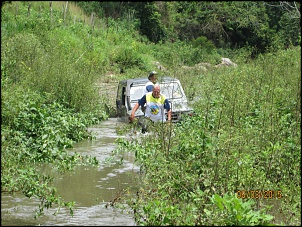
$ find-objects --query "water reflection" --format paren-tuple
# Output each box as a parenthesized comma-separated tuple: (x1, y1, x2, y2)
(1, 118, 138, 226)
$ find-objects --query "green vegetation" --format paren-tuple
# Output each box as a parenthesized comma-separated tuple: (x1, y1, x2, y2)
(115, 47, 301, 225)
(1, 1, 300, 225)
(1, 1, 109, 217)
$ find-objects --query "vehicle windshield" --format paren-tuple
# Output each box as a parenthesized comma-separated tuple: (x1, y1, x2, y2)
(130, 82, 183, 102)
(130, 86, 145, 101)
(160, 82, 183, 99)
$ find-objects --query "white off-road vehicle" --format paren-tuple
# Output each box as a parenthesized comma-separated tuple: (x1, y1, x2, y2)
(116, 76, 193, 125)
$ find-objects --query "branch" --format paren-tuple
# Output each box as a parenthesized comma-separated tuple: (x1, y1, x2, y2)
(264, 1, 300, 19)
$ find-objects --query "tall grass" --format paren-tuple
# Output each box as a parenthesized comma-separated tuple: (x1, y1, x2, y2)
(115, 46, 301, 226)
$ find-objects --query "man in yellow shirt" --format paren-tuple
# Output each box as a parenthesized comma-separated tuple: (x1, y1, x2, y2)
(129, 85, 171, 133)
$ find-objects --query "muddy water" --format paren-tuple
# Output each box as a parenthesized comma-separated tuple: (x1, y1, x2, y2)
(1, 118, 140, 226)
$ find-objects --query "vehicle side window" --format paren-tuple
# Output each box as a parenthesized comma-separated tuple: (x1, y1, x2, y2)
(122, 87, 126, 105)
(117, 84, 126, 106)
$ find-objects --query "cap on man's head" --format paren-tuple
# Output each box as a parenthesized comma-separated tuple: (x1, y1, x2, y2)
(148, 71, 157, 79)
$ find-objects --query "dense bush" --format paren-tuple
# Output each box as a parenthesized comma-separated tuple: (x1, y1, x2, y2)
(1, 1, 108, 216)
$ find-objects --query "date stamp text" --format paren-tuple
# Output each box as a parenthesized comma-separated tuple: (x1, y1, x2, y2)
(237, 190, 282, 199)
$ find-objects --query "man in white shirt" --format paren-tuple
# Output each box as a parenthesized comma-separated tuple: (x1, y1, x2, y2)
(143, 71, 158, 95)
